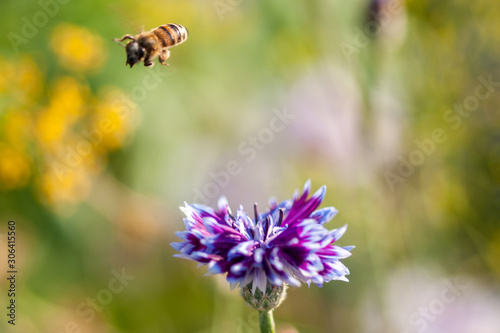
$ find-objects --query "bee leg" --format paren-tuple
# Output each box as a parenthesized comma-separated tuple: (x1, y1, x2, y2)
(159, 49, 171, 66)
(113, 34, 135, 45)
(143, 49, 159, 67)
(144, 55, 155, 67)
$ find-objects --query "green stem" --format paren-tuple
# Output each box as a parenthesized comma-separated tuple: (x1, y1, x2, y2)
(259, 310, 275, 333)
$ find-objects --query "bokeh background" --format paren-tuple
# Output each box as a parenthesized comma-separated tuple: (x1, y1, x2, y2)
(1, 0, 499, 332)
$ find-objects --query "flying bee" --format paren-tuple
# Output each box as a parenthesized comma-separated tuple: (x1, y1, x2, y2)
(114, 23, 188, 68)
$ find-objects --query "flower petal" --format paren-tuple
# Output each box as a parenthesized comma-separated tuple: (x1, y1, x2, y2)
(227, 240, 258, 260)
(310, 207, 338, 225)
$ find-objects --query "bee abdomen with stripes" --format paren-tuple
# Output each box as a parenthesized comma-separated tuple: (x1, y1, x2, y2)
(114, 23, 189, 68)
(153, 24, 188, 48)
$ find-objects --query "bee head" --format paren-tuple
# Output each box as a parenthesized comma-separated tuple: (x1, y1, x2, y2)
(125, 41, 145, 68)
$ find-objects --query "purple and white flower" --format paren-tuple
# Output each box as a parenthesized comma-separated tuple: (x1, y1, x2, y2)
(171, 181, 353, 293)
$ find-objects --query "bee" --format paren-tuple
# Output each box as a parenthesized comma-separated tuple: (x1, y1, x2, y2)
(114, 23, 188, 68)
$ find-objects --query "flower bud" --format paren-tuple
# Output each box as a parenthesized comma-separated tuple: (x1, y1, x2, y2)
(241, 283, 287, 312)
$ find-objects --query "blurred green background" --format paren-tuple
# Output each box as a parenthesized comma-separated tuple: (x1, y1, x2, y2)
(1, 0, 499, 332)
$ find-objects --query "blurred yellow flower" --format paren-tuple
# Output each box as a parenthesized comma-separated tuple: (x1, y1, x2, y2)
(36, 108, 68, 150)
(0, 56, 15, 93)
(31, 83, 136, 213)
(38, 134, 104, 212)
(49, 76, 87, 119)
(93, 88, 137, 151)
(40, 165, 92, 206)
(3, 109, 33, 148)
(16, 56, 43, 104)
(36, 77, 88, 150)
(51, 23, 107, 72)
(0, 143, 31, 190)
(0, 55, 42, 105)
(0, 46, 136, 213)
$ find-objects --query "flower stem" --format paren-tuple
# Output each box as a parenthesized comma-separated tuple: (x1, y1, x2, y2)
(259, 310, 275, 333)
